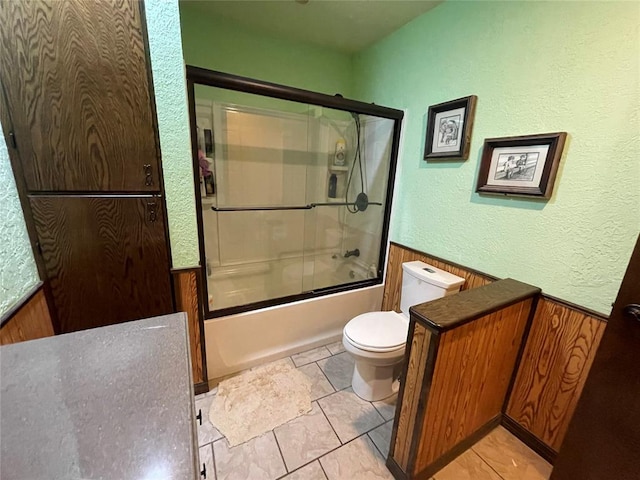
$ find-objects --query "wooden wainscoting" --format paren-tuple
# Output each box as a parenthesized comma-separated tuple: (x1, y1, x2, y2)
(388, 279, 539, 479)
(1, 283, 55, 345)
(382, 242, 495, 312)
(383, 242, 608, 468)
(172, 268, 208, 394)
(505, 297, 607, 456)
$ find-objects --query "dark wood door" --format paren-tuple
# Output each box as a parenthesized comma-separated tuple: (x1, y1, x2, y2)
(30, 196, 173, 333)
(551, 235, 640, 480)
(0, 0, 160, 192)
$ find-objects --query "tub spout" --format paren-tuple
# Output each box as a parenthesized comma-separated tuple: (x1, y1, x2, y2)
(344, 248, 360, 258)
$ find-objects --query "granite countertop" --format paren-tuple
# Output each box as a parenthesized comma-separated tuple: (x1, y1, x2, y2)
(0, 313, 198, 480)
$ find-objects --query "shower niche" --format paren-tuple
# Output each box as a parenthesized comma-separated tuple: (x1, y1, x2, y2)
(187, 67, 403, 317)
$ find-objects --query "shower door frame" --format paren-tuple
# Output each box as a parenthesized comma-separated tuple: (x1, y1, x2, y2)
(186, 66, 404, 319)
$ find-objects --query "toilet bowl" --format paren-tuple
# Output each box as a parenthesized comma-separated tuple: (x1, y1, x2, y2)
(342, 311, 409, 401)
(343, 261, 465, 401)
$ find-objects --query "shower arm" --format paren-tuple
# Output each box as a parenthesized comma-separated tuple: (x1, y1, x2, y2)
(211, 201, 382, 212)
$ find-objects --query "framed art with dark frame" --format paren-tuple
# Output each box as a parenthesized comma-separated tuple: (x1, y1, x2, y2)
(424, 95, 477, 160)
(476, 132, 567, 199)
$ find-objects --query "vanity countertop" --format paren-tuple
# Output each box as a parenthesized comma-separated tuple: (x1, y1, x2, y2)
(0, 313, 198, 480)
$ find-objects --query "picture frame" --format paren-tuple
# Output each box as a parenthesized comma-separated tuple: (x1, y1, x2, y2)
(476, 132, 567, 199)
(424, 95, 477, 160)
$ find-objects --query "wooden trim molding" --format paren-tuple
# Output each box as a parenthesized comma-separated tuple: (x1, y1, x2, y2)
(1, 284, 54, 345)
(172, 267, 209, 391)
(1, 281, 43, 326)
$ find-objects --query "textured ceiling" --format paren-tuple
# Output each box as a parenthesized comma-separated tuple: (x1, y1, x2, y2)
(180, 0, 442, 53)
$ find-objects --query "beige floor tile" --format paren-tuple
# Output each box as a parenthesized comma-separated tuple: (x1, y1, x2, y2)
(320, 436, 394, 480)
(297, 363, 335, 400)
(292, 346, 332, 367)
(434, 450, 501, 480)
(281, 461, 327, 480)
(372, 393, 397, 421)
(368, 420, 393, 458)
(274, 402, 340, 472)
(325, 341, 346, 355)
(213, 432, 286, 480)
(195, 394, 224, 446)
(317, 352, 355, 390)
(199, 443, 216, 480)
(318, 388, 384, 443)
(472, 427, 552, 480)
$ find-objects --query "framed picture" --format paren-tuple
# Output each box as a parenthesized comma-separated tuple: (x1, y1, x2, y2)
(424, 95, 477, 160)
(476, 132, 567, 199)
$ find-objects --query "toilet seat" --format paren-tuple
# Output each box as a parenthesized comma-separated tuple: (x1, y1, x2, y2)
(344, 311, 408, 353)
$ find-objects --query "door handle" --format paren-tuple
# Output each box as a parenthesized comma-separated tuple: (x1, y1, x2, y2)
(623, 304, 640, 321)
(143, 164, 153, 186)
(147, 202, 157, 223)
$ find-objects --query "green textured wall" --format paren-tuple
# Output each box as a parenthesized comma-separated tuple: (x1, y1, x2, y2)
(179, 2, 353, 97)
(354, 1, 639, 314)
(0, 123, 39, 316)
(145, 0, 200, 268)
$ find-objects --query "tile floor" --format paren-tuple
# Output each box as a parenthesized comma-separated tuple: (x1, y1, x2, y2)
(194, 341, 552, 480)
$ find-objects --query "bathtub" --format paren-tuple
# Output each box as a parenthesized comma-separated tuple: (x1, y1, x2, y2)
(204, 253, 383, 380)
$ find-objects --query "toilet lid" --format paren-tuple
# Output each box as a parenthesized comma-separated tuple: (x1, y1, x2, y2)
(344, 311, 408, 351)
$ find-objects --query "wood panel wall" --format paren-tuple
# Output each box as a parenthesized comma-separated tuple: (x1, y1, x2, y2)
(382, 242, 494, 312)
(1, 286, 54, 345)
(414, 298, 533, 476)
(506, 297, 606, 452)
(173, 268, 208, 393)
(384, 242, 608, 468)
(391, 322, 434, 471)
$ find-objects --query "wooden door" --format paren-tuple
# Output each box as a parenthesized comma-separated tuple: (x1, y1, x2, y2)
(30, 196, 173, 333)
(551, 235, 640, 480)
(0, 0, 160, 192)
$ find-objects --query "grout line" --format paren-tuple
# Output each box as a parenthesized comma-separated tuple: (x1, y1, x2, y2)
(471, 449, 506, 480)
(272, 430, 289, 474)
(315, 361, 340, 395)
(318, 458, 330, 480)
(366, 432, 387, 460)
(317, 400, 344, 445)
(208, 442, 216, 480)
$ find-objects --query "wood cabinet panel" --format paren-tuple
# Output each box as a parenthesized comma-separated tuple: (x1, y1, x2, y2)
(382, 242, 494, 312)
(0, 0, 159, 192)
(29, 196, 173, 333)
(173, 269, 207, 387)
(0, 289, 54, 345)
(506, 297, 606, 451)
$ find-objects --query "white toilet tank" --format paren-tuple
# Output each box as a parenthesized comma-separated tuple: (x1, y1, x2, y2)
(400, 261, 465, 315)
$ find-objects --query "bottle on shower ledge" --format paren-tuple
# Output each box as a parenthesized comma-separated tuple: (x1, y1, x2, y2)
(328, 173, 337, 198)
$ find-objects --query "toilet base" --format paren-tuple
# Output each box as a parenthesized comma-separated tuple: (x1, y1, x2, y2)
(351, 360, 401, 402)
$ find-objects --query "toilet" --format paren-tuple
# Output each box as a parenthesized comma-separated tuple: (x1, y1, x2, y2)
(342, 261, 465, 401)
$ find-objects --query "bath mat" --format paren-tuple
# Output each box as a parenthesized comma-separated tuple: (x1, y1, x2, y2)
(209, 360, 312, 446)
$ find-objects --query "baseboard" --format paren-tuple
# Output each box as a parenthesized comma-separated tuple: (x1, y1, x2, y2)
(194, 381, 209, 396)
(386, 456, 409, 480)
(501, 414, 557, 464)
